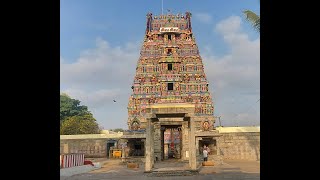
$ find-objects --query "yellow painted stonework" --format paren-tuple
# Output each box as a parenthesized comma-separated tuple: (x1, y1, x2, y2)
(216, 126, 260, 133)
(202, 161, 214, 166)
(60, 131, 123, 140)
(113, 150, 122, 158)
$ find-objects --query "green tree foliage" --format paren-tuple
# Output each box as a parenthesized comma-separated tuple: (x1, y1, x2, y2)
(110, 128, 124, 132)
(60, 93, 100, 135)
(243, 10, 260, 32)
(60, 93, 91, 122)
(60, 114, 100, 135)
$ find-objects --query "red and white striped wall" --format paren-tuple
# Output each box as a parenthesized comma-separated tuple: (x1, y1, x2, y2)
(60, 153, 85, 168)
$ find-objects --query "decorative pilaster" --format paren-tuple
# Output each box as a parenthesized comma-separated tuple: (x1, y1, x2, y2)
(145, 118, 152, 172)
(189, 116, 196, 170)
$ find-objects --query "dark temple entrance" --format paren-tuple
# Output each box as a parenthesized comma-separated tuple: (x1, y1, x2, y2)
(161, 125, 182, 160)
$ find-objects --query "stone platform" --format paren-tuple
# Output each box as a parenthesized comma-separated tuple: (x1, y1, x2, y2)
(146, 159, 200, 176)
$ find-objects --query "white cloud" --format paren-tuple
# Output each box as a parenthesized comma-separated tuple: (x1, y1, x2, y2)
(215, 16, 241, 34)
(203, 16, 260, 126)
(61, 88, 121, 109)
(194, 13, 212, 24)
(60, 38, 141, 89)
(61, 38, 142, 129)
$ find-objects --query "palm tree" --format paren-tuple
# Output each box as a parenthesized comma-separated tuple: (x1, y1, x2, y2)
(243, 10, 260, 32)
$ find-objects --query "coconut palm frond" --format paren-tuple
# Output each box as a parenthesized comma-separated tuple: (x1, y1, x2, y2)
(243, 10, 260, 32)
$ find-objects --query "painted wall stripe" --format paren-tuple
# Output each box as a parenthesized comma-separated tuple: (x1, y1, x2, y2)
(60, 154, 85, 169)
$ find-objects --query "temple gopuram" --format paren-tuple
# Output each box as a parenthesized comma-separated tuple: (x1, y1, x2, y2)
(121, 12, 222, 172)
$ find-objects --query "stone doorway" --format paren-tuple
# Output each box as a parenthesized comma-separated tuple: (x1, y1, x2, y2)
(161, 125, 182, 160)
(199, 138, 217, 155)
(144, 103, 198, 172)
(106, 140, 116, 158)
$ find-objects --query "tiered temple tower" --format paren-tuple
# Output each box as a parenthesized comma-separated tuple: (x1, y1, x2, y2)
(127, 12, 214, 130)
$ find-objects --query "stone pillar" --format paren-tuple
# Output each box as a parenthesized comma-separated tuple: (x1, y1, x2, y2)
(188, 117, 197, 170)
(121, 146, 126, 162)
(122, 139, 129, 158)
(150, 121, 154, 168)
(182, 121, 189, 161)
(195, 137, 200, 156)
(145, 118, 153, 172)
(216, 137, 220, 155)
(153, 122, 161, 161)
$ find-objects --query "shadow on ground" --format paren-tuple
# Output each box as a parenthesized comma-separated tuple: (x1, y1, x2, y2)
(60, 159, 260, 180)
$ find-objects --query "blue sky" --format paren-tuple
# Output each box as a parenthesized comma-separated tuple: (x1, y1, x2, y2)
(60, 0, 260, 129)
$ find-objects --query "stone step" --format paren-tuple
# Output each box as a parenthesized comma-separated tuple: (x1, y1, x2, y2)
(147, 170, 198, 177)
(221, 167, 242, 172)
(202, 161, 214, 166)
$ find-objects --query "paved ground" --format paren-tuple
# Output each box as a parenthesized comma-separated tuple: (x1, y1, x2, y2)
(61, 159, 260, 180)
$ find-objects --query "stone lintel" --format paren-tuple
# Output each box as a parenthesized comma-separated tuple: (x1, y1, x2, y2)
(195, 130, 222, 137)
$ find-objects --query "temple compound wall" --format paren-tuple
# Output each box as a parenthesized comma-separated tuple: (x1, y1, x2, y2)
(217, 127, 260, 161)
(59, 127, 260, 160)
(60, 130, 123, 158)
